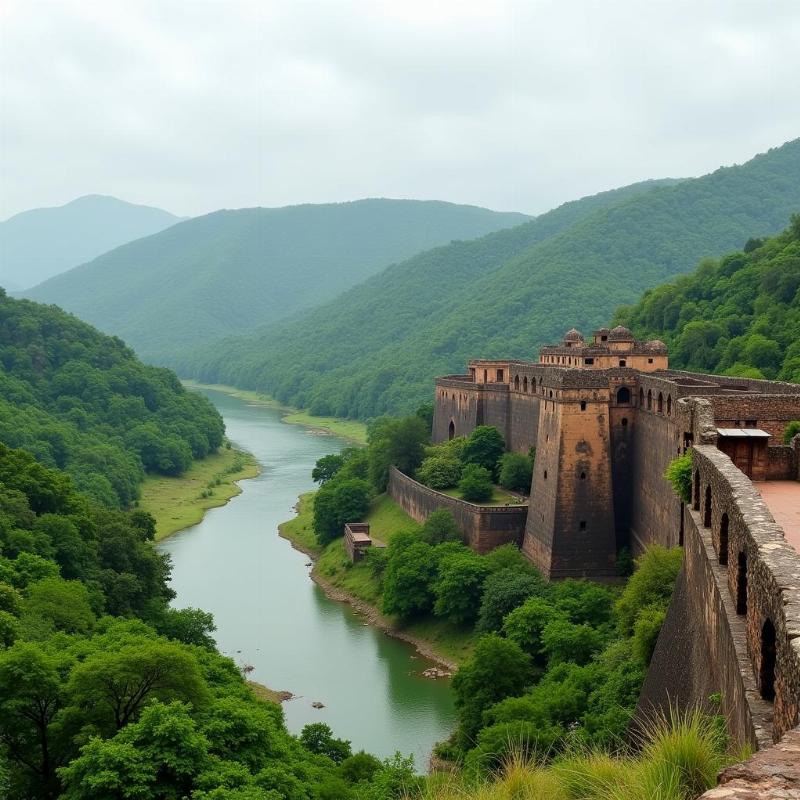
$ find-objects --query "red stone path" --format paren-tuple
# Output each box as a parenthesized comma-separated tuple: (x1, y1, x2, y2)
(754, 481, 800, 553)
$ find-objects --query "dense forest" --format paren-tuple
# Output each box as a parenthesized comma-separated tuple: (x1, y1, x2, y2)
(0, 195, 181, 291)
(615, 215, 800, 382)
(0, 443, 418, 800)
(181, 139, 800, 419)
(25, 200, 528, 364)
(0, 291, 224, 507)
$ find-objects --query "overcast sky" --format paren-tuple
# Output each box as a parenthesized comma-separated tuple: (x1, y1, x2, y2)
(1, 0, 799, 220)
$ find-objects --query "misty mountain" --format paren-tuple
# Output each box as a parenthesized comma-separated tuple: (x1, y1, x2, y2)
(180, 139, 800, 418)
(25, 199, 529, 362)
(1, 194, 183, 289)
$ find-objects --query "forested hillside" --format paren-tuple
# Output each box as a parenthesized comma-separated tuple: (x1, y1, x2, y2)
(0, 195, 182, 290)
(25, 199, 529, 363)
(615, 216, 800, 381)
(180, 139, 800, 419)
(0, 443, 413, 799)
(0, 290, 224, 507)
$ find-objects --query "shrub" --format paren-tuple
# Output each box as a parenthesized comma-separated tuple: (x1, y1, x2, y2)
(784, 420, 800, 444)
(498, 452, 533, 493)
(477, 568, 546, 632)
(459, 464, 493, 503)
(312, 478, 373, 545)
(417, 455, 462, 490)
(421, 509, 463, 544)
(664, 450, 693, 504)
(462, 426, 505, 477)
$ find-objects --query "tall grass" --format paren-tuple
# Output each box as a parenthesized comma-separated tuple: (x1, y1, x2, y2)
(416, 708, 739, 800)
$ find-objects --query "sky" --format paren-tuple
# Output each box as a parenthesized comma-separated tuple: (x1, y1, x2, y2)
(1, 0, 799, 221)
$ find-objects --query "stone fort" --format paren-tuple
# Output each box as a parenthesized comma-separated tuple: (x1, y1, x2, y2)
(387, 325, 800, 792)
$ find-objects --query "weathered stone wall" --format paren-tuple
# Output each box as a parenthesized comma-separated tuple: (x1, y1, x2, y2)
(767, 446, 794, 480)
(641, 444, 800, 749)
(387, 467, 527, 554)
(433, 378, 481, 443)
(508, 390, 540, 455)
(693, 445, 800, 742)
(709, 394, 800, 439)
(696, 727, 800, 798)
(628, 397, 682, 553)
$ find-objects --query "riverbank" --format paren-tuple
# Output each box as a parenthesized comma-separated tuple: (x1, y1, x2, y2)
(182, 380, 368, 445)
(140, 446, 260, 541)
(279, 492, 477, 670)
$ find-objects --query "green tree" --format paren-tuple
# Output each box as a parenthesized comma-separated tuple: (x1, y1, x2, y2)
(21, 577, 95, 636)
(502, 596, 565, 663)
(497, 452, 533, 493)
(433, 550, 490, 625)
(312, 454, 345, 485)
(300, 723, 352, 763)
(462, 426, 505, 477)
(339, 751, 382, 784)
(381, 534, 437, 620)
(416, 455, 461, 490)
(312, 478, 373, 545)
(458, 464, 493, 503)
(784, 421, 800, 444)
(452, 635, 533, 749)
(66, 638, 209, 733)
(540, 619, 605, 666)
(615, 545, 683, 636)
(477, 568, 545, 632)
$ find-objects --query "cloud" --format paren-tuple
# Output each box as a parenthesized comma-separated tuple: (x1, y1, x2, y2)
(1, 0, 799, 219)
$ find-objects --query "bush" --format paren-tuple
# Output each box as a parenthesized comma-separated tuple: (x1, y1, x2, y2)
(664, 450, 693, 504)
(421, 509, 463, 545)
(459, 464, 493, 503)
(463, 426, 506, 477)
(498, 452, 533, 493)
(784, 420, 800, 444)
(477, 568, 546, 632)
(312, 478, 373, 545)
(416, 455, 462, 490)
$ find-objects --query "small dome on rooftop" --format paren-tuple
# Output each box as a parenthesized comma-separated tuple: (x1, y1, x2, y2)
(608, 325, 634, 341)
(563, 328, 584, 342)
(645, 339, 668, 352)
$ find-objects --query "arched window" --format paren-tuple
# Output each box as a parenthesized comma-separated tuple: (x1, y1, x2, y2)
(693, 470, 700, 511)
(657, 392, 664, 413)
(523, 376, 528, 393)
(639, 387, 644, 406)
(448, 420, 455, 440)
(617, 386, 631, 405)
(647, 390, 653, 410)
(719, 513, 729, 566)
(514, 375, 520, 391)
(760, 619, 776, 702)
(667, 395, 672, 416)
(736, 551, 747, 615)
(704, 485, 712, 528)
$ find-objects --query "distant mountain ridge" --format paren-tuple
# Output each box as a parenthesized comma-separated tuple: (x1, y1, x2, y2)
(25, 198, 530, 362)
(178, 139, 800, 419)
(1, 194, 183, 289)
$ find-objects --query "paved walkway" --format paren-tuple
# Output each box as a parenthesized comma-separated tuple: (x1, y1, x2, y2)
(754, 481, 800, 553)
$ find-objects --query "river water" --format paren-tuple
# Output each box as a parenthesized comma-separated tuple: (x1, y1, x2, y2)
(158, 387, 456, 767)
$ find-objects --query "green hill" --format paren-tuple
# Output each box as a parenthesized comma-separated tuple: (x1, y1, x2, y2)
(25, 199, 529, 363)
(0, 194, 182, 290)
(615, 216, 800, 382)
(181, 139, 800, 418)
(0, 289, 224, 507)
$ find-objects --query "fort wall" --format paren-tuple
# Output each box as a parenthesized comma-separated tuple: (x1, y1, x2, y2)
(641, 444, 800, 747)
(387, 467, 527, 554)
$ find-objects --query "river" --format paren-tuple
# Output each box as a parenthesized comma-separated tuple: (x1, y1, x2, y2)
(158, 387, 457, 767)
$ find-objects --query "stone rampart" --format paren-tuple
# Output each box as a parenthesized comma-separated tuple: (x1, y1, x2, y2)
(387, 466, 527, 554)
(640, 444, 800, 749)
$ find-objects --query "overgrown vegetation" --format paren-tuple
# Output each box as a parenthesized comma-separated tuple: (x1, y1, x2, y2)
(417, 708, 737, 800)
(616, 215, 800, 382)
(665, 451, 693, 505)
(0, 291, 224, 507)
(181, 141, 800, 418)
(0, 441, 424, 800)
